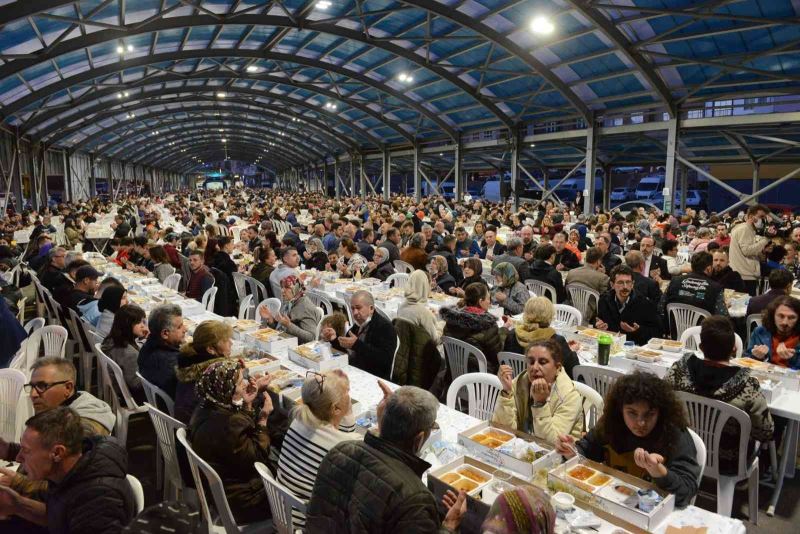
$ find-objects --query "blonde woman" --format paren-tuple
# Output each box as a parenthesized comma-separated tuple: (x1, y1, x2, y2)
(277, 370, 361, 529)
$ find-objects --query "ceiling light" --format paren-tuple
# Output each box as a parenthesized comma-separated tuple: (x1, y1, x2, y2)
(397, 72, 413, 83)
(218, 128, 224, 132)
(325, 102, 337, 110)
(222, 138, 227, 143)
(127, 44, 134, 52)
(123, 91, 129, 97)
(216, 92, 226, 98)
(316, 0, 332, 9)
(530, 16, 555, 35)
(530, 143, 536, 148)
(246, 65, 259, 73)
(439, 152, 443, 156)
(117, 93, 123, 99)
(116, 45, 124, 54)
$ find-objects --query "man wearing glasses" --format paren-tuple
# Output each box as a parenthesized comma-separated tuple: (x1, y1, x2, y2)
(596, 265, 662, 346)
(37, 247, 67, 294)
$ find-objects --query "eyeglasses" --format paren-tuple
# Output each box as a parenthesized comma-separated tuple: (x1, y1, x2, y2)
(24, 380, 70, 394)
(306, 370, 324, 393)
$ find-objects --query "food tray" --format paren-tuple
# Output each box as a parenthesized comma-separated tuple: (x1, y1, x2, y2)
(231, 319, 261, 333)
(437, 464, 494, 495)
(288, 341, 349, 372)
(245, 328, 298, 357)
(457, 421, 558, 478)
(627, 347, 662, 363)
(609, 355, 672, 379)
(646, 338, 684, 353)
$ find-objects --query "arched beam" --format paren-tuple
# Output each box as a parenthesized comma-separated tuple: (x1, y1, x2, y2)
(34, 92, 360, 152)
(145, 138, 299, 170)
(167, 144, 298, 173)
(0, 14, 511, 130)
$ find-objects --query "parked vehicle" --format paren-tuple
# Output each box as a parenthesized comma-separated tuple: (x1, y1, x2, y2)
(610, 187, 635, 202)
(635, 174, 665, 200)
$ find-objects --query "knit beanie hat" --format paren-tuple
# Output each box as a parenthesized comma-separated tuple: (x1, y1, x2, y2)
(481, 485, 556, 534)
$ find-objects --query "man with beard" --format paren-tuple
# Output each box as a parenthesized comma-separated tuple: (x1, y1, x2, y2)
(596, 265, 662, 346)
(520, 225, 536, 263)
(746, 296, 800, 368)
(709, 249, 746, 292)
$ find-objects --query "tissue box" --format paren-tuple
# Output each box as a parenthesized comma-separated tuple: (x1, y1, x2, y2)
(457, 421, 558, 478)
(288, 342, 349, 371)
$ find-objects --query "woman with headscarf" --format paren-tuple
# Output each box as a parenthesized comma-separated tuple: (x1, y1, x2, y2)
(396, 270, 440, 344)
(365, 246, 395, 281)
(304, 238, 329, 271)
(449, 257, 486, 298)
(188, 359, 274, 524)
(259, 275, 317, 343)
(428, 255, 456, 294)
(95, 286, 128, 337)
(491, 262, 529, 315)
(480, 485, 556, 534)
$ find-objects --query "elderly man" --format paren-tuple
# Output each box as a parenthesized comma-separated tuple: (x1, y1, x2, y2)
(185, 249, 214, 302)
(321, 291, 397, 380)
(640, 236, 670, 281)
(492, 236, 531, 281)
(729, 204, 771, 295)
(565, 247, 609, 323)
(37, 246, 68, 293)
(137, 304, 187, 397)
(421, 224, 439, 254)
(479, 227, 505, 260)
(307, 385, 466, 532)
(596, 265, 662, 346)
(0, 408, 135, 533)
(625, 250, 662, 305)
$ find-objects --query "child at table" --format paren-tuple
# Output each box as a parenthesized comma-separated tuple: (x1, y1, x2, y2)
(555, 371, 700, 508)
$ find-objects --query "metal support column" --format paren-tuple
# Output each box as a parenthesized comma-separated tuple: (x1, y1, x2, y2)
(413, 145, 421, 202)
(454, 136, 463, 202)
(11, 128, 22, 210)
(359, 154, 366, 199)
(334, 159, 340, 199)
(679, 165, 687, 213)
(663, 119, 678, 214)
(510, 132, 519, 209)
(63, 151, 72, 202)
(349, 158, 356, 198)
(583, 118, 597, 215)
(602, 164, 611, 212)
(382, 150, 390, 200)
(751, 162, 760, 205)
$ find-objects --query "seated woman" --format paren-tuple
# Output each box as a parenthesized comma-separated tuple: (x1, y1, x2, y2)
(449, 257, 486, 298)
(441, 282, 505, 373)
(428, 255, 456, 294)
(188, 359, 273, 524)
(175, 320, 235, 423)
(365, 246, 395, 281)
(493, 340, 582, 444)
(100, 304, 147, 395)
(491, 262, 528, 315)
(303, 238, 329, 271)
(149, 245, 175, 283)
(316, 311, 348, 341)
(95, 286, 128, 337)
(556, 371, 701, 508)
(277, 370, 360, 529)
(259, 275, 317, 343)
(396, 270, 440, 344)
(504, 297, 579, 379)
(481, 485, 555, 534)
(336, 238, 368, 277)
(249, 246, 276, 296)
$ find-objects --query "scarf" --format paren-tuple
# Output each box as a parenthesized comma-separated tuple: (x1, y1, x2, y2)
(481, 485, 556, 534)
(195, 359, 245, 411)
(514, 325, 556, 347)
(492, 261, 518, 289)
(404, 270, 430, 304)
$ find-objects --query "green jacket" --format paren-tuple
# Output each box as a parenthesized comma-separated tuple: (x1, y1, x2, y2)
(393, 318, 441, 390)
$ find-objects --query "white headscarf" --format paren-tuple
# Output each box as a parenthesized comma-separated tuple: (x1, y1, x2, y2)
(404, 270, 430, 305)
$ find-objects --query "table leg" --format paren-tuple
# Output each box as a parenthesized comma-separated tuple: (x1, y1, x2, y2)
(768, 419, 799, 516)
(786, 424, 798, 479)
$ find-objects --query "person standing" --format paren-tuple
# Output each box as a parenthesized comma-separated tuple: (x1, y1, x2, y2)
(729, 204, 771, 295)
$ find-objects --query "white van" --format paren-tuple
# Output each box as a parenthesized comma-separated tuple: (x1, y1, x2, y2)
(635, 175, 665, 200)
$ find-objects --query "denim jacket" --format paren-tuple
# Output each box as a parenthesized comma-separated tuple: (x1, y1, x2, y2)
(746, 325, 800, 369)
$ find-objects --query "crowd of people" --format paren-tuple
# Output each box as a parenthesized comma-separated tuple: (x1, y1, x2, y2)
(0, 187, 798, 533)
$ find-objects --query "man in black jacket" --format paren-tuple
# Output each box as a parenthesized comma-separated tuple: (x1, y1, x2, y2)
(529, 244, 567, 303)
(552, 231, 580, 271)
(435, 235, 463, 285)
(597, 234, 622, 275)
(64, 266, 100, 314)
(640, 236, 670, 281)
(0, 407, 135, 533)
(658, 251, 728, 326)
(138, 304, 187, 397)
(746, 269, 793, 316)
(596, 265, 662, 346)
(710, 249, 746, 293)
(479, 227, 506, 261)
(322, 291, 398, 380)
(37, 247, 68, 294)
(625, 250, 662, 305)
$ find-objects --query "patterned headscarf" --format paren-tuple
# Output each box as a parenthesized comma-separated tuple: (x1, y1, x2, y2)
(195, 359, 245, 410)
(481, 485, 556, 534)
(492, 261, 519, 289)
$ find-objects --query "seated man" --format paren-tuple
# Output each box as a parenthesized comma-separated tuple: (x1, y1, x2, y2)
(552, 231, 580, 271)
(710, 249, 746, 293)
(479, 227, 505, 261)
(747, 295, 800, 369)
(658, 251, 727, 336)
(307, 385, 465, 532)
(65, 265, 101, 314)
(596, 265, 662, 346)
(454, 226, 480, 258)
(320, 291, 397, 380)
(625, 250, 661, 305)
(528, 244, 567, 303)
(137, 304, 187, 397)
(565, 247, 610, 323)
(0, 408, 135, 532)
(746, 269, 794, 317)
(665, 316, 773, 475)
(185, 249, 214, 302)
(596, 234, 621, 275)
(37, 247, 67, 294)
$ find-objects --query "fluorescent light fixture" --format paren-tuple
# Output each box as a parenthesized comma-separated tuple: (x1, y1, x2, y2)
(222, 139, 227, 143)
(127, 44, 134, 52)
(116, 45, 124, 54)
(216, 92, 226, 98)
(397, 72, 414, 83)
(123, 91, 129, 97)
(530, 16, 554, 35)
(316, 0, 332, 9)
(117, 93, 123, 99)
(530, 143, 536, 148)
(325, 102, 337, 110)
(246, 65, 259, 73)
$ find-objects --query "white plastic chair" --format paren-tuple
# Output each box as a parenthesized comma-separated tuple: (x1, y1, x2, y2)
(572, 365, 625, 399)
(525, 280, 557, 303)
(137, 372, 175, 416)
(386, 272, 409, 289)
(202, 286, 218, 312)
(306, 289, 334, 316)
(176, 428, 272, 533)
(238, 294, 254, 320)
(393, 259, 414, 274)
(554, 304, 582, 328)
(573, 380, 604, 432)
(127, 474, 145, 514)
(232, 272, 249, 302)
(680, 325, 743, 357)
(446, 373, 503, 421)
(442, 336, 488, 380)
(666, 303, 710, 340)
(677, 391, 759, 523)
(0, 369, 26, 443)
(566, 283, 600, 325)
(36, 324, 68, 359)
(145, 402, 187, 501)
(23, 317, 45, 335)
(163, 273, 181, 291)
(687, 428, 707, 506)
(388, 336, 401, 382)
(255, 462, 307, 534)
(498, 351, 526, 377)
(257, 298, 283, 321)
(94, 343, 147, 447)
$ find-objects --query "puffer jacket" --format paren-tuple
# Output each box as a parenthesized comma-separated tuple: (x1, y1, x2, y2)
(440, 305, 505, 373)
(392, 318, 441, 390)
(746, 325, 800, 369)
(665, 353, 774, 475)
(46, 436, 135, 534)
(306, 432, 448, 534)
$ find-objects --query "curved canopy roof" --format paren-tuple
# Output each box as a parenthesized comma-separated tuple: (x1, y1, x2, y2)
(1, 0, 798, 172)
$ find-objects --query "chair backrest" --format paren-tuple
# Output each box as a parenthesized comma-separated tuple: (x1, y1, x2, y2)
(666, 303, 710, 339)
(238, 294, 254, 320)
(498, 351, 527, 377)
(231, 272, 248, 301)
(442, 336, 487, 380)
(94, 343, 140, 412)
(0, 369, 26, 443)
(554, 304, 582, 328)
(137, 372, 176, 416)
(126, 474, 145, 514)
(677, 390, 751, 479)
(257, 298, 283, 319)
(145, 402, 186, 494)
(525, 279, 556, 303)
(388, 336, 401, 382)
(176, 427, 241, 533)
(446, 372, 503, 421)
(573, 380, 604, 432)
(163, 273, 181, 291)
(680, 326, 743, 358)
(23, 317, 45, 335)
(393, 259, 414, 274)
(201, 286, 218, 312)
(745, 314, 762, 345)
(688, 427, 707, 488)
(566, 283, 599, 324)
(254, 462, 307, 534)
(244, 276, 269, 304)
(32, 325, 68, 361)
(572, 365, 625, 399)
(386, 272, 409, 289)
